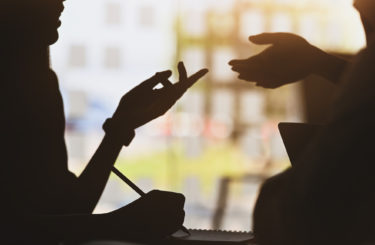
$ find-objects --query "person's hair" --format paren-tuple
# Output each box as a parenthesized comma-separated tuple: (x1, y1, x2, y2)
(0, 1, 51, 69)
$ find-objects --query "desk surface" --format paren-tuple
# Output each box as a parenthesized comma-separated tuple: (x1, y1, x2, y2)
(82, 242, 144, 245)
(81, 240, 256, 245)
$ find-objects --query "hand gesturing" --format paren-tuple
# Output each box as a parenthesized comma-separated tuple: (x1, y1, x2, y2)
(229, 33, 321, 88)
(112, 62, 208, 130)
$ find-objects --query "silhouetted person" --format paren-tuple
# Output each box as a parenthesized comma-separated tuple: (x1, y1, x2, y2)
(0, 0, 208, 244)
(230, 0, 375, 244)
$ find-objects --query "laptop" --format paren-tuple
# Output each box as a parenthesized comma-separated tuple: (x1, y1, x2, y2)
(278, 123, 322, 166)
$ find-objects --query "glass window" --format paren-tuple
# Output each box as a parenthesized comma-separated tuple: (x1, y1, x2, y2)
(212, 48, 236, 83)
(67, 90, 88, 119)
(211, 90, 235, 124)
(299, 14, 319, 43)
(104, 47, 122, 69)
(68, 45, 87, 68)
(325, 18, 343, 50)
(52, 0, 366, 232)
(240, 128, 263, 158)
(240, 10, 265, 39)
(183, 10, 207, 37)
(181, 47, 206, 75)
(105, 2, 122, 25)
(240, 91, 265, 124)
(139, 6, 155, 28)
(270, 12, 293, 32)
(179, 91, 205, 116)
(211, 12, 235, 38)
(210, 94, 234, 139)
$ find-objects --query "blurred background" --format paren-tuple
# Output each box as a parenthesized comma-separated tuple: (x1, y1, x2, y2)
(50, 0, 366, 231)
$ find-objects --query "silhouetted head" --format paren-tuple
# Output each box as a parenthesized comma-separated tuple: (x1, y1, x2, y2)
(354, 0, 375, 43)
(0, 0, 65, 47)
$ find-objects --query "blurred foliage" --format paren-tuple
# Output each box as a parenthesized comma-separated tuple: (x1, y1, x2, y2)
(115, 142, 289, 194)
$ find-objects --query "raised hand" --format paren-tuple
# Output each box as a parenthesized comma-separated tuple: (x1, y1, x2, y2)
(111, 62, 208, 131)
(106, 190, 186, 240)
(229, 33, 324, 88)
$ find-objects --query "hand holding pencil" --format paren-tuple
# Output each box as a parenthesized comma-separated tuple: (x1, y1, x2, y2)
(108, 167, 187, 240)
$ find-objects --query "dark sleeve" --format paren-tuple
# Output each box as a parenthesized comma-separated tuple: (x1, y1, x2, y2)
(254, 43, 375, 245)
(293, 44, 375, 244)
(2, 74, 84, 215)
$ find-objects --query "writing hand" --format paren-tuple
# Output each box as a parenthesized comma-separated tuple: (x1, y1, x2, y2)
(229, 33, 323, 88)
(106, 190, 186, 240)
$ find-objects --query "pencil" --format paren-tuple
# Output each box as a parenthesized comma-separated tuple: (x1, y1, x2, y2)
(111, 166, 191, 235)
(111, 166, 145, 196)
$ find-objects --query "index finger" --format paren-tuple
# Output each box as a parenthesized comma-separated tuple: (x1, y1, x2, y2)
(228, 59, 247, 66)
(179, 68, 209, 90)
(249, 32, 286, 45)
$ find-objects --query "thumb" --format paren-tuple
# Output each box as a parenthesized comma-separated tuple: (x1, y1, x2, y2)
(249, 32, 283, 45)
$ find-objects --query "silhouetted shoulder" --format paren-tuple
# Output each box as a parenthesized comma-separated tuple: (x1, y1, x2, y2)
(331, 39, 375, 121)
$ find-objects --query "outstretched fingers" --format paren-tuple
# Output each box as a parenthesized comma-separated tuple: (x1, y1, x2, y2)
(178, 61, 188, 81)
(249, 32, 286, 45)
(228, 59, 247, 66)
(141, 70, 172, 90)
(151, 68, 208, 116)
(158, 62, 188, 89)
(231, 65, 247, 73)
(180, 68, 209, 90)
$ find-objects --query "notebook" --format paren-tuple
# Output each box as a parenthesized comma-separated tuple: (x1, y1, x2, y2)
(166, 229, 255, 244)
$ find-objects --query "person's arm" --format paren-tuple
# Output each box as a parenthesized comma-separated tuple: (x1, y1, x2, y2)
(9, 190, 185, 243)
(253, 43, 375, 245)
(229, 32, 349, 88)
(71, 132, 132, 213)
(312, 48, 349, 84)
(12, 213, 107, 244)
(68, 63, 208, 213)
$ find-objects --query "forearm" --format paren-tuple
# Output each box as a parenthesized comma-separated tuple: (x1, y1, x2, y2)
(71, 120, 135, 213)
(74, 134, 123, 213)
(6, 213, 109, 243)
(312, 48, 349, 84)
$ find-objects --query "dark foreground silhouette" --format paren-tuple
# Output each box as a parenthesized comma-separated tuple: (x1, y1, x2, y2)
(230, 0, 375, 244)
(1, 0, 207, 244)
